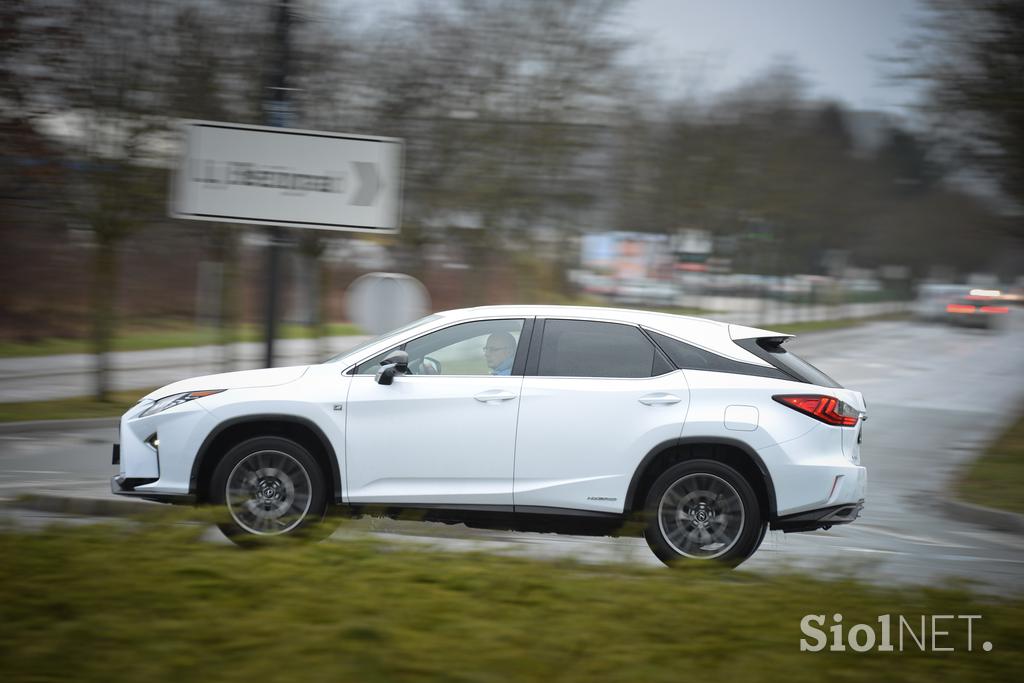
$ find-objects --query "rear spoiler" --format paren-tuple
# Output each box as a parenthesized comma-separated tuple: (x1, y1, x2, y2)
(728, 324, 793, 343)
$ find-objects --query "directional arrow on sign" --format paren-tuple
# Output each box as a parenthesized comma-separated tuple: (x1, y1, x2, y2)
(350, 161, 380, 206)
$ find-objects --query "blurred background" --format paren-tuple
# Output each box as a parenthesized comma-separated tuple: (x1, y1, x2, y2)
(2, 5, 1024, 661)
(1, 0, 1022, 400)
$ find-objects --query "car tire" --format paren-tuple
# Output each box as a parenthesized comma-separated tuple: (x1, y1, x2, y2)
(643, 459, 763, 568)
(209, 436, 331, 546)
(752, 520, 769, 552)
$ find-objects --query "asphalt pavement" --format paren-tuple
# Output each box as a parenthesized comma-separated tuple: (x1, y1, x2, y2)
(1, 314, 1022, 593)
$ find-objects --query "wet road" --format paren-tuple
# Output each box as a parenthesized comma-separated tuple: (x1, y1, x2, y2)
(1, 316, 1022, 592)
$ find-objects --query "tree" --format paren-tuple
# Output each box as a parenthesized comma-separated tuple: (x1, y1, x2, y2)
(340, 0, 634, 302)
(899, 0, 1024, 236)
(2, 0, 276, 397)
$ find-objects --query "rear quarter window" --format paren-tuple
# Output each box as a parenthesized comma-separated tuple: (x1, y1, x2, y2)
(646, 330, 790, 380)
(733, 337, 843, 388)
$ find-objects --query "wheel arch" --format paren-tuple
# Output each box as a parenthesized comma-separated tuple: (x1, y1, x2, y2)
(190, 414, 342, 504)
(624, 437, 777, 522)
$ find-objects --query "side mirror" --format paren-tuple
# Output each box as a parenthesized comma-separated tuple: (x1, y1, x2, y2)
(374, 350, 409, 385)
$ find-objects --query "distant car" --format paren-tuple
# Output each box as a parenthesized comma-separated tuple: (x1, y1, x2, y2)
(913, 283, 969, 321)
(111, 305, 867, 567)
(945, 294, 1011, 329)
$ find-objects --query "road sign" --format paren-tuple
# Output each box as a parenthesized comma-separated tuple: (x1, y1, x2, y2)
(170, 120, 403, 233)
(346, 273, 431, 335)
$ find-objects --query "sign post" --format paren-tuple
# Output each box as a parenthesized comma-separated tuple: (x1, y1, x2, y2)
(264, 0, 292, 369)
(169, 0, 402, 367)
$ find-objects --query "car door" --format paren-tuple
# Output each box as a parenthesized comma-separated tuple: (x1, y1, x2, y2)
(344, 318, 531, 506)
(514, 318, 689, 513)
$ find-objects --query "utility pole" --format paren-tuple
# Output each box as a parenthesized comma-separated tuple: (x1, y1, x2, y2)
(263, 0, 293, 368)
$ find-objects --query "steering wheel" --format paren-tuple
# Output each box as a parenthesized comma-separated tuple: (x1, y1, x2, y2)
(409, 356, 442, 375)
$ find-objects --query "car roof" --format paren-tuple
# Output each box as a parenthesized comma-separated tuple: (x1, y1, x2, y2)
(433, 305, 787, 364)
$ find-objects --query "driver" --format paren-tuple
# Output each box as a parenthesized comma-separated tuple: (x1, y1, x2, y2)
(483, 332, 516, 376)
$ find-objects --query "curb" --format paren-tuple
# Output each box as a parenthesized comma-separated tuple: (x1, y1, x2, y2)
(0, 417, 119, 434)
(2, 492, 158, 518)
(938, 498, 1024, 535)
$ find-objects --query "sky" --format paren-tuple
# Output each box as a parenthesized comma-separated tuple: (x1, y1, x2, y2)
(364, 0, 929, 115)
(617, 0, 927, 113)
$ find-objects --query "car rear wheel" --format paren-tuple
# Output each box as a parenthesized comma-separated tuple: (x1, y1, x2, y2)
(643, 459, 762, 567)
(210, 436, 331, 545)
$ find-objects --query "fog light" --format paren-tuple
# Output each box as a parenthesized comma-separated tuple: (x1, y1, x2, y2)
(145, 433, 159, 451)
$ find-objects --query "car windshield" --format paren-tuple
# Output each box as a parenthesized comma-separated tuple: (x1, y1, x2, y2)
(322, 314, 443, 364)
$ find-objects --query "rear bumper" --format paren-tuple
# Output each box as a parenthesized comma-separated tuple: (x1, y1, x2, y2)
(771, 499, 864, 533)
(110, 474, 195, 505)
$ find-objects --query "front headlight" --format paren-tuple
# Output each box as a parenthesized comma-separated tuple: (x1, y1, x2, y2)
(138, 390, 225, 417)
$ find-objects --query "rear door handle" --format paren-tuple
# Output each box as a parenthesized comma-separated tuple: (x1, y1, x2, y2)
(638, 393, 681, 406)
(474, 390, 517, 403)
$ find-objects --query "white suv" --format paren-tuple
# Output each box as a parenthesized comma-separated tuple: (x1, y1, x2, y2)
(111, 305, 867, 566)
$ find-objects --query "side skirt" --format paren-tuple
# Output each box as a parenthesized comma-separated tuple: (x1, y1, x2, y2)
(334, 503, 635, 537)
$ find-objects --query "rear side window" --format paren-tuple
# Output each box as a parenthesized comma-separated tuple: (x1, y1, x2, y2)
(538, 320, 664, 378)
(646, 330, 790, 380)
(733, 337, 843, 388)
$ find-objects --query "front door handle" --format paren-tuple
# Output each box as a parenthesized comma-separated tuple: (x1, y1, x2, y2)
(474, 390, 517, 403)
(638, 393, 682, 406)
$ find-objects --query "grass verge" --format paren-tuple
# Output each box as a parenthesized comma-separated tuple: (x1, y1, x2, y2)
(0, 388, 157, 423)
(959, 411, 1024, 515)
(0, 312, 910, 424)
(0, 321, 363, 359)
(0, 511, 1019, 682)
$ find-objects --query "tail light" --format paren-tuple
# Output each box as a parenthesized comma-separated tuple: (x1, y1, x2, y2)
(980, 306, 1009, 314)
(773, 394, 859, 427)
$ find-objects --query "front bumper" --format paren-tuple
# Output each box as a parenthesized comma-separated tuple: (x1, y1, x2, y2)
(771, 499, 864, 533)
(110, 474, 195, 505)
(114, 398, 213, 498)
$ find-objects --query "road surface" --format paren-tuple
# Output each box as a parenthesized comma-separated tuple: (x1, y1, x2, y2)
(1, 316, 1022, 592)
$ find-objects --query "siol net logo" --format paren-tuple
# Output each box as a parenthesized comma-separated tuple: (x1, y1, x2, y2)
(799, 613, 993, 653)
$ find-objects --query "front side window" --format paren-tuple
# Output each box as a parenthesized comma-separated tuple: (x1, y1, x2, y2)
(354, 319, 526, 376)
(537, 320, 663, 378)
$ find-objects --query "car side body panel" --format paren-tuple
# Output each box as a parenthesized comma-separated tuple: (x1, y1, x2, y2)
(344, 373, 521, 505)
(514, 371, 690, 513)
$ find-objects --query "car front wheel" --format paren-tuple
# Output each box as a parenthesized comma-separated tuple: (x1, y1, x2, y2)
(210, 436, 330, 545)
(643, 459, 762, 567)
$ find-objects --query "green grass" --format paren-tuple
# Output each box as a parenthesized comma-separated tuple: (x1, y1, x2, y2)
(0, 307, 909, 360)
(558, 296, 909, 334)
(543, 294, 712, 317)
(959, 412, 1024, 515)
(0, 389, 157, 423)
(0, 322, 363, 359)
(0, 512, 1019, 682)
(0, 311, 910, 424)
